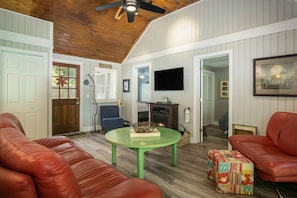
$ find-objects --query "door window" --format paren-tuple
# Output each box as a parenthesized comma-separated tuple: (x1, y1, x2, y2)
(52, 66, 77, 99)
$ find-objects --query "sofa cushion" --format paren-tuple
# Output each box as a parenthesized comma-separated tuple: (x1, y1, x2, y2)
(72, 159, 128, 196)
(231, 141, 282, 161)
(229, 135, 274, 145)
(50, 142, 94, 165)
(266, 112, 297, 157)
(96, 178, 163, 198)
(266, 112, 297, 152)
(102, 117, 124, 129)
(254, 154, 297, 178)
(0, 128, 83, 198)
(33, 135, 73, 147)
(71, 159, 162, 198)
(276, 115, 297, 157)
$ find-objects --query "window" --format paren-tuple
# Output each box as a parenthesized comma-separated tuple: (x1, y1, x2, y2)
(95, 68, 117, 102)
(52, 64, 79, 99)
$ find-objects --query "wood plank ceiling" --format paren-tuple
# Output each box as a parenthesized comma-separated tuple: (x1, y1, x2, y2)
(1, 0, 198, 63)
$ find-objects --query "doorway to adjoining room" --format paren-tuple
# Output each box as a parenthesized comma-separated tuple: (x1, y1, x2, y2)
(200, 55, 230, 143)
(136, 66, 151, 122)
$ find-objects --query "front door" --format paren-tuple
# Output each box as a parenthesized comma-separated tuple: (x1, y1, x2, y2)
(52, 62, 80, 135)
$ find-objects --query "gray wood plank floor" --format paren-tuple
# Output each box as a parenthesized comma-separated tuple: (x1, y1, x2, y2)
(70, 131, 297, 198)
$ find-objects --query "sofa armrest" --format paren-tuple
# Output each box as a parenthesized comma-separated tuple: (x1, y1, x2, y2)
(0, 165, 38, 198)
(1, 128, 83, 198)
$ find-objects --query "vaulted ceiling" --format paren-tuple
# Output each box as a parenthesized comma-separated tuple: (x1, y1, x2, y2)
(1, 0, 199, 63)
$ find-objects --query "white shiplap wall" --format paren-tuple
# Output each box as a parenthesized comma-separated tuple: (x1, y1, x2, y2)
(0, 8, 52, 52)
(128, 0, 297, 58)
(122, 0, 297, 137)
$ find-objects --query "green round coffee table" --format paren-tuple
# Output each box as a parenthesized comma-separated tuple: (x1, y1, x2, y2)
(105, 127, 181, 179)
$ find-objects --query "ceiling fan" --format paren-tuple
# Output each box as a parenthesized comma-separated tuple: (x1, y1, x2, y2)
(95, 0, 166, 23)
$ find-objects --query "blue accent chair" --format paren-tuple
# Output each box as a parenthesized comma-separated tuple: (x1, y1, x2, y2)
(100, 105, 124, 132)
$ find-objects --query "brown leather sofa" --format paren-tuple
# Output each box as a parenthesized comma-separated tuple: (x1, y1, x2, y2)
(229, 112, 297, 182)
(0, 113, 162, 198)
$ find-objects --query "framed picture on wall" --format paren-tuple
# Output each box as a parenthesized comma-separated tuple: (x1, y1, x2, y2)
(123, 79, 130, 92)
(220, 80, 228, 98)
(253, 54, 297, 96)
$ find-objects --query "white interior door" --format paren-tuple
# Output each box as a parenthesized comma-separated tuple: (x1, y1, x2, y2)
(203, 70, 215, 126)
(1, 50, 47, 139)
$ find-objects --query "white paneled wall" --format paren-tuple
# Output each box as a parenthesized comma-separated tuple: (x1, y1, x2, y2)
(129, 0, 297, 58)
(0, 8, 52, 52)
(123, 0, 297, 137)
(0, 8, 51, 39)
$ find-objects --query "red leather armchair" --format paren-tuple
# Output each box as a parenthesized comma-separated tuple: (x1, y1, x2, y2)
(229, 112, 297, 182)
(0, 113, 162, 198)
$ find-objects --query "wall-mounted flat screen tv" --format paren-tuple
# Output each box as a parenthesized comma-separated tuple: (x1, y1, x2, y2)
(154, 67, 184, 90)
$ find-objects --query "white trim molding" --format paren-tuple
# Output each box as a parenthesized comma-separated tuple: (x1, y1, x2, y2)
(0, 29, 53, 48)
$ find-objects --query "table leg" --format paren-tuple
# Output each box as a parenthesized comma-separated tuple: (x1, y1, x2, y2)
(172, 143, 177, 166)
(137, 148, 145, 179)
(112, 144, 117, 164)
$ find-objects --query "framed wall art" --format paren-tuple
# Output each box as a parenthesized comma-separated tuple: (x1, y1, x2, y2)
(253, 54, 297, 96)
(123, 79, 130, 92)
(220, 80, 229, 98)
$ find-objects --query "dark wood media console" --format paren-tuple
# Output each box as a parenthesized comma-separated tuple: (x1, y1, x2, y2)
(150, 103, 178, 130)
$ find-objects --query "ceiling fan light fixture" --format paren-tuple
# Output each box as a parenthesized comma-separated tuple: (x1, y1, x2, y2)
(125, 0, 138, 12)
(95, 0, 166, 23)
(126, 5, 136, 12)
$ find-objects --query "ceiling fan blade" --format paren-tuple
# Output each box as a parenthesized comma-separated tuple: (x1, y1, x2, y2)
(127, 11, 135, 23)
(95, 1, 122, 11)
(140, 1, 165, 14)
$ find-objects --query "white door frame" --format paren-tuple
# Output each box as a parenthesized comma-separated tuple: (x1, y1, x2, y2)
(193, 50, 233, 144)
(132, 63, 152, 123)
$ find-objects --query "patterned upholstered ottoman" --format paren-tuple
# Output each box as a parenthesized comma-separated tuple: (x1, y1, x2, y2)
(207, 149, 254, 195)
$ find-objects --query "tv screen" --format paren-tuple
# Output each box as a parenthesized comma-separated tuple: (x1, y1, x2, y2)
(154, 67, 184, 90)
